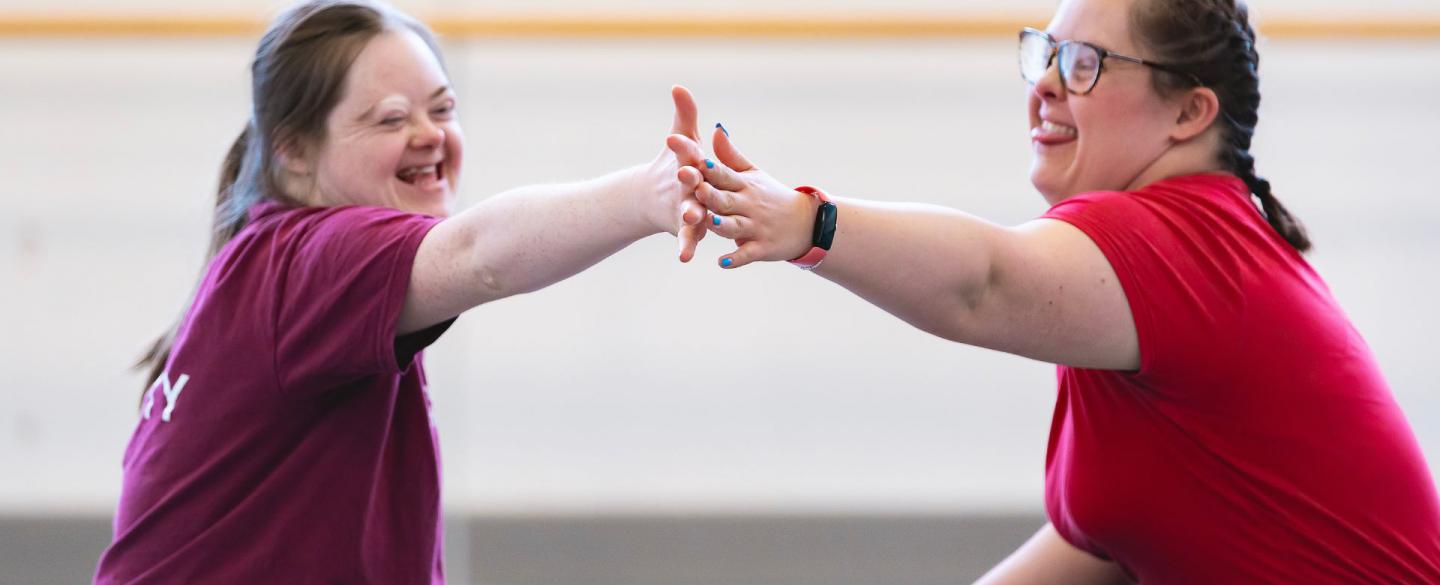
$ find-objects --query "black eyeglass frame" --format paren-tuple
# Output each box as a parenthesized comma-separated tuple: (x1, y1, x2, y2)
(1019, 27, 1203, 95)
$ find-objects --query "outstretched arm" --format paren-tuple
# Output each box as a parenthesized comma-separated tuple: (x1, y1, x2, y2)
(669, 127, 1137, 370)
(397, 86, 709, 334)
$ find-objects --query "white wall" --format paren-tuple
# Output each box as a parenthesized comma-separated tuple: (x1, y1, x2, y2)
(1, 34, 1437, 516)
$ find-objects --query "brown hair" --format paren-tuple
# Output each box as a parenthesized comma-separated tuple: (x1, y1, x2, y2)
(138, 0, 444, 395)
(1131, 0, 1312, 253)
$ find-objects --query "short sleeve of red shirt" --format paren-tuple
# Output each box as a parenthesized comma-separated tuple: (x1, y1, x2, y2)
(265, 203, 448, 388)
(1041, 174, 1272, 384)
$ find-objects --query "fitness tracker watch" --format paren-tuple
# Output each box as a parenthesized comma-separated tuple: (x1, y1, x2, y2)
(788, 185, 837, 270)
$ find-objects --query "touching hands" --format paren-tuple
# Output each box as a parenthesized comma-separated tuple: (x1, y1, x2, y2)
(642, 85, 818, 268)
(666, 108, 819, 269)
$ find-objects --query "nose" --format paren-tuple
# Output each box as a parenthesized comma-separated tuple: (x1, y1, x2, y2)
(410, 118, 445, 150)
(1031, 55, 1065, 102)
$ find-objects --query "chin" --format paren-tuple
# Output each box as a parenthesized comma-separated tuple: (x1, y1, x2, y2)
(387, 186, 452, 217)
(1029, 167, 1067, 205)
(406, 199, 452, 218)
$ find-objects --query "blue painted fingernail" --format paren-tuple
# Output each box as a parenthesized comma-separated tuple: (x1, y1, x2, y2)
(712, 215, 721, 226)
(705, 159, 715, 169)
(716, 122, 729, 137)
(721, 258, 733, 268)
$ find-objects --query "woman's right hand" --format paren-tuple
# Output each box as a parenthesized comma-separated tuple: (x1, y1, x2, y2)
(637, 85, 710, 262)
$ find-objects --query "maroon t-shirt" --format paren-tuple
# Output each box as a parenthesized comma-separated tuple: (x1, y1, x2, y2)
(95, 201, 452, 584)
(1042, 174, 1440, 583)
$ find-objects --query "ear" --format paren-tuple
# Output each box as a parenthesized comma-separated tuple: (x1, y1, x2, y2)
(275, 139, 312, 177)
(1171, 86, 1221, 143)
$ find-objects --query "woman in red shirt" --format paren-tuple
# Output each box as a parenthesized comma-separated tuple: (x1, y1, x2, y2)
(667, 0, 1440, 582)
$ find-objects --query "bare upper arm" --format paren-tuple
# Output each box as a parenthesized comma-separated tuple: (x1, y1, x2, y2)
(963, 218, 1139, 370)
(974, 523, 1130, 585)
(396, 215, 494, 336)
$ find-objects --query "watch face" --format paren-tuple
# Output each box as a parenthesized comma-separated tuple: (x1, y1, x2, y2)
(816, 202, 838, 250)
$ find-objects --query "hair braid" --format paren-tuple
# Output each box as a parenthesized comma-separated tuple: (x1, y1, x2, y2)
(1133, 0, 1311, 252)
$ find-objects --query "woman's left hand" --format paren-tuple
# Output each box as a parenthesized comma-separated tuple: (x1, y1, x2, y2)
(667, 126, 818, 269)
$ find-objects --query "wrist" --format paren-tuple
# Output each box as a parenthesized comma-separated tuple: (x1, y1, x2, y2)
(616, 163, 665, 237)
(784, 191, 820, 258)
(788, 185, 837, 270)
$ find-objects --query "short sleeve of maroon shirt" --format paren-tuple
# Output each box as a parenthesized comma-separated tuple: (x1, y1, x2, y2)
(96, 202, 452, 585)
(1040, 174, 1440, 583)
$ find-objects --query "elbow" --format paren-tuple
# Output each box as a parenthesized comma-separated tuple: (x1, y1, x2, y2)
(468, 253, 547, 302)
(470, 262, 508, 301)
(936, 255, 999, 344)
(453, 226, 511, 304)
(963, 245, 999, 304)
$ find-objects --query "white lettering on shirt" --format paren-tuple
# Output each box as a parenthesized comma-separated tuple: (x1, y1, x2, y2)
(141, 383, 158, 420)
(142, 372, 191, 423)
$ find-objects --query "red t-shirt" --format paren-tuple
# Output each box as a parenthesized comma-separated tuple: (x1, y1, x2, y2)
(1042, 174, 1440, 583)
(95, 202, 452, 584)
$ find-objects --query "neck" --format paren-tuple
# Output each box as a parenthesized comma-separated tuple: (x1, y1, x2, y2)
(279, 170, 327, 207)
(1125, 131, 1227, 192)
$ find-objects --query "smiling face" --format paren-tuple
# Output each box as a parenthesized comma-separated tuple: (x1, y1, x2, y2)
(301, 28, 464, 217)
(1027, 0, 1187, 204)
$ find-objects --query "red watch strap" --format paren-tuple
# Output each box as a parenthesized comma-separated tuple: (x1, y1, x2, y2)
(789, 247, 828, 269)
(794, 185, 832, 203)
(789, 185, 832, 270)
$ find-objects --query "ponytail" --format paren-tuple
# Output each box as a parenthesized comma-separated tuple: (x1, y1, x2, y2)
(137, 125, 259, 397)
(211, 123, 262, 255)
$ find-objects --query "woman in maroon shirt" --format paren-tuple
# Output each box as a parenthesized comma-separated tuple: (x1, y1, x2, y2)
(667, 0, 1440, 582)
(97, 1, 711, 583)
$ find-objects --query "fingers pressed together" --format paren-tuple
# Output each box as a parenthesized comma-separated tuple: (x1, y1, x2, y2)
(666, 89, 787, 270)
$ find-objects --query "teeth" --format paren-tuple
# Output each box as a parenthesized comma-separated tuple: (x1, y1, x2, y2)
(397, 165, 438, 179)
(1040, 121, 1077, 137)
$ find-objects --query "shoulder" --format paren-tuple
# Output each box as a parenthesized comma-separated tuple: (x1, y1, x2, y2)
(240, 203, 442, 254)
(206, 202, 443, 295)
(256, 202, 432, 235)
(1046, 173, 1251, 223)
(1042, 173, 1265, 264)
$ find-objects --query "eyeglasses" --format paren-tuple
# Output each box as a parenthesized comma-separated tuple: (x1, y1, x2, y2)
(1018, 27, 1202, 95)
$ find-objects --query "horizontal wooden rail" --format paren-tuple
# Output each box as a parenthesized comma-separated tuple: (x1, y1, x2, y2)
(0, 13, 1437, 39)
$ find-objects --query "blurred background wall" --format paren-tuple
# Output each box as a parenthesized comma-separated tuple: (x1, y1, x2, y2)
(1, 0, 1437, 583)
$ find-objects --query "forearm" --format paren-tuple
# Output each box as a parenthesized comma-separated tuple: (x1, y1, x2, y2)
(453, 164, 657, 302)
(667, 131, 1005, 342)
(812, 197, 1006, 342)
(672, 128, 1135, 368)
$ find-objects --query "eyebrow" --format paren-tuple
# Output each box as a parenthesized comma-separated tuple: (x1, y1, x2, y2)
(355, 85, 453, 122)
